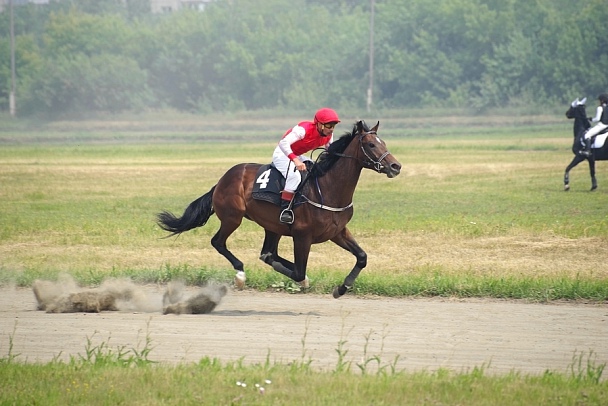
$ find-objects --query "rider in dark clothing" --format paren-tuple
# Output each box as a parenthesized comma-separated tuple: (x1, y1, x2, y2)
(580, 93, 608, 157)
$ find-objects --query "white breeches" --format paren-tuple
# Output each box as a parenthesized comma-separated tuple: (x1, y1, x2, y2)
(584, 123, 608, 139)
(272, 146, 311, 193)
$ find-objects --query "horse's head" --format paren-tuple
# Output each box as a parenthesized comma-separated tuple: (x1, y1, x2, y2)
(354, 121, 401, 178)
(311, 121, 402, 178)
(566, 98, 588, 119)
(566, 98, 590, 137)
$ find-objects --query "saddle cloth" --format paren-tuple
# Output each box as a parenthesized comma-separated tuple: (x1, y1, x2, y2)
(251, 164, 305, 208)
(592, 133, 608, 149)
(251, 164, 285, 206)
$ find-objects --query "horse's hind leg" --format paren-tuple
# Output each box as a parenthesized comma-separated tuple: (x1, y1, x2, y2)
(259, 230, 281, 265)
(330, 227, 367, 299)
(258, 229, 313, 287)
(210, 220, 246, 289)
(259, 230, 300, 282)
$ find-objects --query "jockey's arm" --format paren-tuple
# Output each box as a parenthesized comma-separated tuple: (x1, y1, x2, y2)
(278, 126, 306, 170)
(591, 106, 603, 123)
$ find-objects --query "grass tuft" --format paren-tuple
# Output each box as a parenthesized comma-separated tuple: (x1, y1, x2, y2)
(1, 331, 606, 405)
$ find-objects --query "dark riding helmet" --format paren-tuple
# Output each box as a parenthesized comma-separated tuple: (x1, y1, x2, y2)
(598, 93, 608, 104)
(314, 108, 340, 125)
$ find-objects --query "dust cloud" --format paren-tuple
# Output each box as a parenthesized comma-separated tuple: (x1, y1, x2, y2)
(32, 274, 227, 315)
(162, 280, 227, 315)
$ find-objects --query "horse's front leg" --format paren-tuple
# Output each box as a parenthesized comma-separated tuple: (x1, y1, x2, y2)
(330, 227, 367, 299)
(564, 155, 584, 191)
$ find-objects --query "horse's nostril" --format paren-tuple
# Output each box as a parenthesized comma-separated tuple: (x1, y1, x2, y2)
(391, 163, 402, 172)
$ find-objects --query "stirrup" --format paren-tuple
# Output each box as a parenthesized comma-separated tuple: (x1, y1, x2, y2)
(280, 209, 294, 224)
(579, 149, 591, 157)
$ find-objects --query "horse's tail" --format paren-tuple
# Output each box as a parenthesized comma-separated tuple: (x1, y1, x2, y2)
(157, 186, 216, 237)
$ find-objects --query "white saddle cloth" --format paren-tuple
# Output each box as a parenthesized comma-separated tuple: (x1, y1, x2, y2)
(592, 133, 608, 149)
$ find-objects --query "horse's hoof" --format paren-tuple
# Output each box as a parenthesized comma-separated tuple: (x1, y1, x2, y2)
(234, 271, 246, 290)
(591, 186, 597, 191)
(259, 253, 272, 265)
(298, 276, 310, 289)
(564, 184, 570, 191)
(332, 285, 347, 299)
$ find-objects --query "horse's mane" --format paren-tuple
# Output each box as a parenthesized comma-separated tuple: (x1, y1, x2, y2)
(309, 120, 369, 178)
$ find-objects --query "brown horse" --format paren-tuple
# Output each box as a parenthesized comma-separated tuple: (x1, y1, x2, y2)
(157, 120, 402, 298)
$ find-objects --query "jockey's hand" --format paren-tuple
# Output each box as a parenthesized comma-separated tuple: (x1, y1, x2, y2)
(293, 158, 307, 172)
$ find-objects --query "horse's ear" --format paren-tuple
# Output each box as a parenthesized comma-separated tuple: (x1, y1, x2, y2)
(371, 121, 380, 132)
(356, 120, 364, 133)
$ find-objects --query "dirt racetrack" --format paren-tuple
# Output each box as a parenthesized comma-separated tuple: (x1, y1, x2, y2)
(1, 285, 606, 375)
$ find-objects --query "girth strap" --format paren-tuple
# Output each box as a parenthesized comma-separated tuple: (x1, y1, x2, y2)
(301, 195, 353, 212)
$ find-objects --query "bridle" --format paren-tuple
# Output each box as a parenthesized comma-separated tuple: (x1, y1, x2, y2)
(300, 128, 392, 212)
(333, 130, 392, 173)
(360, 131, 392, 173)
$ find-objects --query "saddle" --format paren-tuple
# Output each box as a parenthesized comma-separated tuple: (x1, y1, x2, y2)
(578, 131, 608, 150)
(251, 164, 307, 207)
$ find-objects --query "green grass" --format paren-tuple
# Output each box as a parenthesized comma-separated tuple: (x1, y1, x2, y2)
(1, 115, 607, 301)
(1, 329, 606, 405)
(2, 361, 607, 405)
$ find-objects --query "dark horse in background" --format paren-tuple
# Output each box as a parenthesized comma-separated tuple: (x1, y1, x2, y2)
(157, 121, 402, 298)
(564, 98, 608, 191)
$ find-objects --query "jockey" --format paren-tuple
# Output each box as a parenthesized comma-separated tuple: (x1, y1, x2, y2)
(272, 107, 340, 224)
(580, 93, 608, 157)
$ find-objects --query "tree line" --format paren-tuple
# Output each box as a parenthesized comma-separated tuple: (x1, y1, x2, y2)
(0, 0, 606, 117)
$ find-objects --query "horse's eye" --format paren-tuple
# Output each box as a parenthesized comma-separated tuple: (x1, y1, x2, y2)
(367, 142, 376, 148)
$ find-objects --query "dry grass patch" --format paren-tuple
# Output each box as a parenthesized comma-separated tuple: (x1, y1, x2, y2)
(354, 232, 607, 280)
(2, 230, 605, 282)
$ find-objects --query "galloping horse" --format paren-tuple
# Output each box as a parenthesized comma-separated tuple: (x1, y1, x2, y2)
(564, 98, 608, 191)
(157, 121, 402, 298)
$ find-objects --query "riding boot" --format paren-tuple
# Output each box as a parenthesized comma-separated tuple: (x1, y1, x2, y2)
(279, 191, 294, 224)
(579, 137, 592, 157)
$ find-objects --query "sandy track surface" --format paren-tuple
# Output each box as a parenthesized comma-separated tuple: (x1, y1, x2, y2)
(1, 286, 606, 375)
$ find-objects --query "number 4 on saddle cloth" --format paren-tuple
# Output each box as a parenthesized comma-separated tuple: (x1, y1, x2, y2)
(251, 163, 307, 208)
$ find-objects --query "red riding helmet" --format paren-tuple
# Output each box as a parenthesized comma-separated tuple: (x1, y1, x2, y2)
(314, 108, 340, 124)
